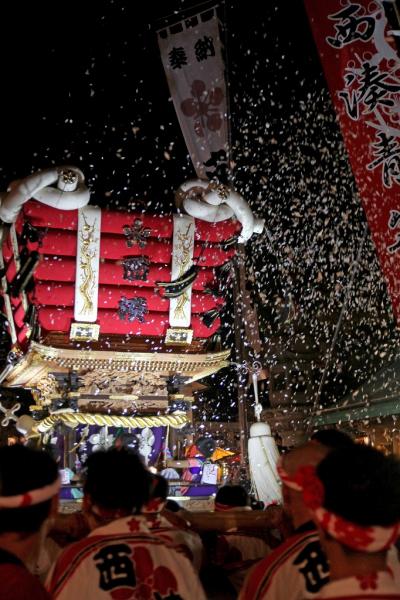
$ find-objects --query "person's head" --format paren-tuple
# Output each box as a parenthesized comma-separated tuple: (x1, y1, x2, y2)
(149, 474, 168, 502)
(278, 441, 330, 528)
(142, 473, 168, 514)
(215, 485, 250, 511)
(314, 444, 400, 567)
(310, 428, 354, 450)
(250, 497, 265, 511)
(0, 445, 59, 538)
(83, 448, 150, 526)
(165, 499, 181, 513)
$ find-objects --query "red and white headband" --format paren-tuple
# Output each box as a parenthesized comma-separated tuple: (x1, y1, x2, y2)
(277, 458, 400, 552)
(313, 506, 400, 553)
(0, 477, 60, 509)
(277, 459, 303, 492)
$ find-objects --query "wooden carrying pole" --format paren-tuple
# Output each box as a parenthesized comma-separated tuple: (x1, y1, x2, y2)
(232, 245, 250, 467)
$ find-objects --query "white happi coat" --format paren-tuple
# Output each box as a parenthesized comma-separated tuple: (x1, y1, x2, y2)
(388, 545, 400, 589)
(46, 515, 206, 600)
(239, 523, 329, 600)
(314, 570, 400, 599)
(143, 511, 203, 572)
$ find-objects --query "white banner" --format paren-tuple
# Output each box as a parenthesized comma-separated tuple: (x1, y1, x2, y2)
(158, 8, 229, 180)
(201, 461, 219, 485)
(169, 214, 195, 328)
(74, 206, 101, 323)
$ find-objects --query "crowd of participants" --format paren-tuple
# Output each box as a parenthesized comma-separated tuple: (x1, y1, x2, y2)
(0, 428, 399, 599)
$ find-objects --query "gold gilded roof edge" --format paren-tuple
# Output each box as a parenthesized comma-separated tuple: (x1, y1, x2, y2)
(30, 341, 230, 372)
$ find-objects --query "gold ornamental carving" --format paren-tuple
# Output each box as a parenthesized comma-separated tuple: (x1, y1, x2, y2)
(173, 291, 190, 320)
(79, 211, 97, 315)
(173, 222, 193, 320)
(176, 222, 193, 276)
(32, 373, 60, 407)
(29, 342, 230, 375)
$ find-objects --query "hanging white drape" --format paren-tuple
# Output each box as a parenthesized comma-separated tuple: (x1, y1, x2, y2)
(248, 422, 282, 506)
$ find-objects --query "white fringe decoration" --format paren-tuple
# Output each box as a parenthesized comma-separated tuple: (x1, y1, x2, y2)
(248, 422, 282, 506)
(248, 370, 282, 506)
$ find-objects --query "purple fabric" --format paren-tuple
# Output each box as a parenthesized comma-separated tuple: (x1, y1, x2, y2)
(73, 424, 166, 466)
(168, 484, 218, 497)
(59, 486, 84, 500)
(148, 426, 164, 465)
(50, 425, 65, 468)
(184, 484, 218, 497)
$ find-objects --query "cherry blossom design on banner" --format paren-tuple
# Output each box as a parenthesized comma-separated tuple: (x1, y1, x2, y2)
(158, 7, 229, 180)
(181, 80, 224, 137)
(304, 0, 400, 323)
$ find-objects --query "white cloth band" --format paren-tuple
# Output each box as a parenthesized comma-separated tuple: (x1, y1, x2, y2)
(314, 506, 400, 553)
(0, 477, 60, 508)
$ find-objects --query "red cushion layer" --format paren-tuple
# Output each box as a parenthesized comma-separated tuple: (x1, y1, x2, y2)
(24, 200, 239, 241)
(37, 307, 219, 337)
(32, 282, 222, 313)
(35, 257, 216, 290)
(2, 237, 13, 261)
(26, 231, 234, 266)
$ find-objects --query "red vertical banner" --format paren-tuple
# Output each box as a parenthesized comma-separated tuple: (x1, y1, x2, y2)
(304, 0, 400, 322)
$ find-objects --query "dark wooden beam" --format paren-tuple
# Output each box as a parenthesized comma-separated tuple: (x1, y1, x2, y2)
(42, 332, 208, 354)
(311, 397, 400, 426)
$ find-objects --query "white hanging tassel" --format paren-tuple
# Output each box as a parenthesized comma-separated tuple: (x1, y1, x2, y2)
(248, 370, 282, 506)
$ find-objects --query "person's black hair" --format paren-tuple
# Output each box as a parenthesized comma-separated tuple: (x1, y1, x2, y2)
(165, 499, 181, 513)
(215, 484, 249, 507)
(317, 444, 400, 527)
(83, 448, 150, 514)
(149, 473, 168, 501)
(310, 428, 354, 450)
(0, 445, 58, 535)
(250, 498, 265, 511)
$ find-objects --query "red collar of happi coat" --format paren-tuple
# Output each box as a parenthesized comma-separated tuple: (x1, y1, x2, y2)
(142, 498, 166, 514)
(89, 514, 152, 537)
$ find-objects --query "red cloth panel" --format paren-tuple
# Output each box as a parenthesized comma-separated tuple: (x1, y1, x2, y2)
(32, 282, 222, 313)
(5, 259, 16, 282)
(37, 307, 220, 337)
(35, 257, 216, 290)
(17, 325, 29, 345)
(27, 230, 234, 266)
(14, 304, 25, 328)
(303, 0, 400, 323)
(2, 237, 13, 261)
(24, 200, 239, 241)
(24, 202, 172, 236)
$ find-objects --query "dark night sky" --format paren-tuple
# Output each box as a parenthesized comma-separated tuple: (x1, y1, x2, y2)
(0, 0, 397, 421)
(0, 0, 322, 204)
